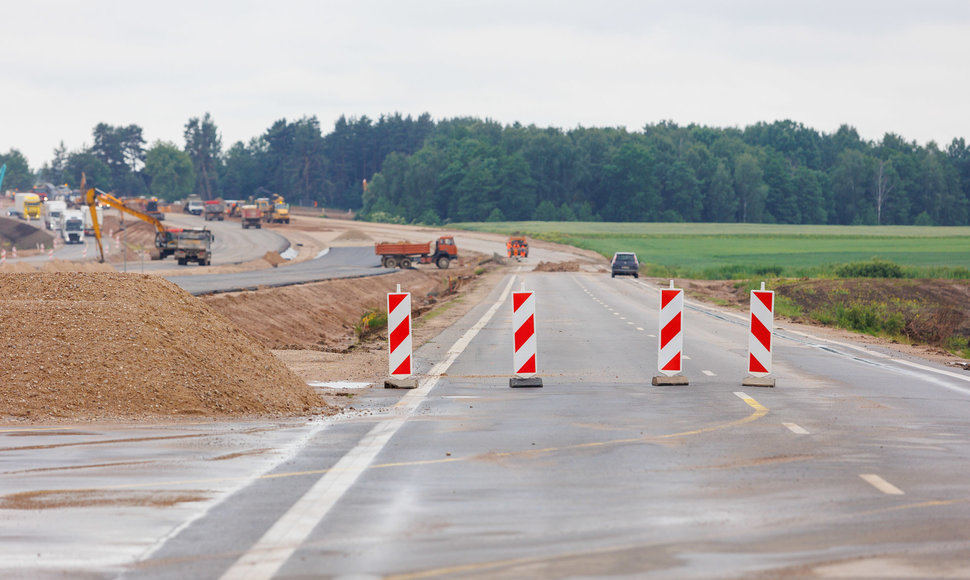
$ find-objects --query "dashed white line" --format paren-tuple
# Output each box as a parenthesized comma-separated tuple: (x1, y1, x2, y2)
(702, 370, 716, 377)
(783, 422, 809, 435)
(859, 474, 905, 495)
(636, 327, 644, 331)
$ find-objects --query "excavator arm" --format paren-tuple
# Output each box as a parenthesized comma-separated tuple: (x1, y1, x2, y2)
(83, 183, 169, 263)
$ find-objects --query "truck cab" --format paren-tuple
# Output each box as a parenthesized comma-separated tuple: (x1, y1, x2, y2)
(60, 210, 85, 244)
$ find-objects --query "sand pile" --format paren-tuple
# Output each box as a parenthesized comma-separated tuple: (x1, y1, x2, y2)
(0, 272, 330, 422)
(329, 229, 373, 246)
(534, 260, 581, 272)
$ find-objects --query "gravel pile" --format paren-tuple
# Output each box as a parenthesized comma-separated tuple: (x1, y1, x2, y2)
(0, 272, 330, 422)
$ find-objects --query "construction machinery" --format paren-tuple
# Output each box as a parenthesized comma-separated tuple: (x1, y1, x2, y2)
(184, 194, 204, 216)
(83, 181, 182, 263)
(255, 194, 290, 224)
(12, 192, 42, 220)
(60, 209, 85, 244)
(375, 236, 457, 269)
(240, 205, 262, 229)
(507, 235, 529, 259)
(203, 199, 226, 221)
(173, 228, 214, 266)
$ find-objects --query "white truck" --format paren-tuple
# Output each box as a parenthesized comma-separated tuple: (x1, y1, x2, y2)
(43, 199, 67, 230)
(83, 205, 104, 235)
(60, 210, 86, 244)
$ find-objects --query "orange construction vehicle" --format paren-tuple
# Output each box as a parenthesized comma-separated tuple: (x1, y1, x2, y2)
(375, 236, 457, 269)
(507, 235, 528, 259)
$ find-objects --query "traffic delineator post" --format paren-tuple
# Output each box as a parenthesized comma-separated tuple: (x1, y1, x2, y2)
(743, 281, 776, 387)
(653, 280, 689, 386)
(385, 284, 417, 389)
(510, 283, 542, 388)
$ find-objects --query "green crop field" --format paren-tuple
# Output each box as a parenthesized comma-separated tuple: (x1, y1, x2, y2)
(453, 222, 970, 279)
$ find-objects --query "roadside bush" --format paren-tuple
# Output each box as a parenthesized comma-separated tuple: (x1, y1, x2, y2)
(354, 307, 387, 340)
(836, 259, 903, 278)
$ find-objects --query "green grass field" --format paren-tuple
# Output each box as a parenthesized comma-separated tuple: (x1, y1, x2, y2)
(453, 222, 970, 279)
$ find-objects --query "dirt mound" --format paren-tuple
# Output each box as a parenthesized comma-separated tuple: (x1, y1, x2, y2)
(534, 260, 580, 272)
(0, 260, 115, 273)
(203, 267, 472, 351)
(263, 251, 286, 267)
(0, 217, 55, 251)
(0, 272, 331, 422)
(333, 230, 374, 245)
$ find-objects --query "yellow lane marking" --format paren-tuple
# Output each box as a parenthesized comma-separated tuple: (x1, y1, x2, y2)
(8, 394, 769, 492)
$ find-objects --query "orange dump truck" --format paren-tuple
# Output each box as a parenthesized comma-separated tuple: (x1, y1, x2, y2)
(375, 236, 457, 269)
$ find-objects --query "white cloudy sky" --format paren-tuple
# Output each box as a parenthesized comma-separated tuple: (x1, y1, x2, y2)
(3, 0, 969, 168)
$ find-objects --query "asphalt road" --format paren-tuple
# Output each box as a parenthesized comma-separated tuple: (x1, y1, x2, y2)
(3, 270, 970, 579)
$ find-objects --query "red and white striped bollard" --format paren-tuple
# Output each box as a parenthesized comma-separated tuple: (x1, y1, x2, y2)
(511, 283, 542, 387)
(743, 281, 776, 387)
(385, 284, 417, 388)
(653, 280, 689, 385)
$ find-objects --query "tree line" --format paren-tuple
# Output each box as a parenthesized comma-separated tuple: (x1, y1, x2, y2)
(2, 112, 433, 210)
(363, 118, 970, 226)
(3, 115, 969, 226)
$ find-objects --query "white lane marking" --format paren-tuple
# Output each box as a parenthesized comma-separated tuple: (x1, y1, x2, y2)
(220, 276, 518, 580)
(648, 334, 656, 338)
(627, 322, 634, 325)
(683, 355, 691, 360)
(734, 391, 750, 401)
(702, 370, 716, 377)
(442, 396, 479, 399)
(783, 422, 809, 435)
(860, 474, 905, 495)
(636, 327, 644, 331)
(620, 316, 626, 320)
(893, 359, 970, 386)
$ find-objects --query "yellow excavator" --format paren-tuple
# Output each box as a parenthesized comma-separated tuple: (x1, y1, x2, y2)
(82, 176, 180, 263)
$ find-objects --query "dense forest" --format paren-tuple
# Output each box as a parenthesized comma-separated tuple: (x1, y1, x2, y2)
(3, 115, 970, 226)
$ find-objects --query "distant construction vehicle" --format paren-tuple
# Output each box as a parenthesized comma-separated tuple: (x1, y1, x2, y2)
(12, 192, 42, 220)
(255, 195, 290, 224)
(60, 210, 85, 244)
(375, 236, 457, 269)
(82, 179, 188, 263)
(172, 228, 214, 266)
(203, 199, 226, 221)
(184, 195, 204, 216)
(240, 205, 262, 229)
(507, 235, 529, 258)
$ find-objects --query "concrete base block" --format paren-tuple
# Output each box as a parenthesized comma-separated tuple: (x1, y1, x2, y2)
(510, 377, 543, 388)
(652, 375, 689, 386)
(742, 376, 776, 388)
(384, 378, 418, 389)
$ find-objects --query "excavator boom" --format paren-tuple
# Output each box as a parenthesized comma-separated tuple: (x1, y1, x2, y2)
(84, 186, 169, 263)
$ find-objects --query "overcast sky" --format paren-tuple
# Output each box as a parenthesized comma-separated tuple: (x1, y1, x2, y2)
(3, 0, 969, 168)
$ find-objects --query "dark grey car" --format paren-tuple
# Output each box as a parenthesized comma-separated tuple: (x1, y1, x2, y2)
(611, 252, 639, 278)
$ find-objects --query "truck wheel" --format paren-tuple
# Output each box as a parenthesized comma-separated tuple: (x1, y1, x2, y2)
(382, 256, 396, 269)
(400, 258, 411, 269)
(436, 256, 450, 269)
(242, 223, 248, 229)
(178, 258, 187, 266)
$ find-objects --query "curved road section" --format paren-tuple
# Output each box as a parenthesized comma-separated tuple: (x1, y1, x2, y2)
(165, 246, 386, 295)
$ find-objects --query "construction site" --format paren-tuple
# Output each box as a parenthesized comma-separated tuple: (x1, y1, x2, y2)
(0, 199, 509, 424)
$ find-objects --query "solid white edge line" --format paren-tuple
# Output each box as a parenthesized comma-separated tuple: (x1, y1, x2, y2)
(219, 275, 518, 580)
(859, 473, 905, 495)
(783, 422, 809, 435)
